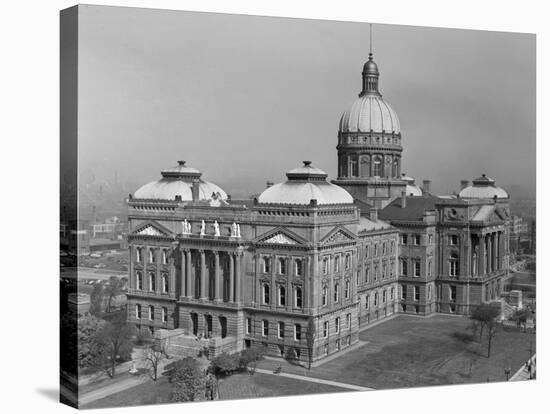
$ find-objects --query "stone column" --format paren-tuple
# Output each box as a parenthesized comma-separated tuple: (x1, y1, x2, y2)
(199, 250, 207, 299)
(179, 249, 186, 298)
(286, 256, 293, 312)
(214, 251, 221, 301)
(235, 252, 242, 303)
(479, 235, 486, 276)
(186, 250, 192, 298)
(129, 245, 134, 289)
(169, 249, 176, 296)
(271, 254, 276, 309)
(156, 248, 161, 293)
(304, 256, 311, 309)
(229, 253, 235, 302)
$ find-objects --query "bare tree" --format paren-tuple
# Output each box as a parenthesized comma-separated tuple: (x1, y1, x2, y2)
(144, 341, 168, 381)
(305, 317, 316, 370)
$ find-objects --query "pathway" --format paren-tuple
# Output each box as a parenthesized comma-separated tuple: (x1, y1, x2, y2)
(254, 368, 373, 392)
(79, 375, 148, 406)
(510, 353, 536, 381)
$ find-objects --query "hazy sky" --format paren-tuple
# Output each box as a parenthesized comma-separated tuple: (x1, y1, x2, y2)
(78, 5, 536, 198)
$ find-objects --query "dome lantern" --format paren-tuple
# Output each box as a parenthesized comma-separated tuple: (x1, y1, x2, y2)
(360, 53, 381, 97)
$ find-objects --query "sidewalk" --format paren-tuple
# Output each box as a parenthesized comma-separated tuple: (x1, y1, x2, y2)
(510, 353, 536, 381)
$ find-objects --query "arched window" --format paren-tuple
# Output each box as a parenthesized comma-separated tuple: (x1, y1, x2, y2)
(149, 272, 156, 292)
(345, 254, 351, 270)
(136, 271, 143, 290)
(382, 263, 387, 279)
(365, 266, 370, 283)
(392, 158, 399, 177)
(374, 244, 378, 256)
(350, 155, 359, 177)
(345, 280, 350, 299)
(382, 290, 387, 303)
(148, 248, 155, 264)
(374, 265, 379, 281)
(401, 259, 408, 276)
(373, 156, 383, 177)
(322, 257, 329, 275)
(322, 286, 328, 306)
(334, 283, 340, 302)
(374, 292, 379, 306)
(365, 295, 370, 309)
(162, 250, 168, 265)
(334, 256, 341, 273)
(136, 247, 142, 263)
(278, 285, 286, 306)
(295, 287, 303, 308)
(161, 273, 168, 293)
(263, 284, 270, 304)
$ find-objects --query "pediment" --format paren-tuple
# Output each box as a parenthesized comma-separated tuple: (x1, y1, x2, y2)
(255, 227, 307, 246)
(131, 221, 172, 237)
(320, 227, 356, 245)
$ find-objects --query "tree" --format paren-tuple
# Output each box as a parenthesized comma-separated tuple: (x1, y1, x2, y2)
(239, 347, 265, 373)
(90, 283, 105, 315)
(511, 308, 531, 332)
(144, 342, 167, 381)
(470, 304, 500, 358)
(305, 317, 316, 370)
(77, 314, 107, 371)
(171, 357, 207, 402)
(209, 352, 240, 377)
(105, 276, 125, 313)
(92, 312, 136, 378)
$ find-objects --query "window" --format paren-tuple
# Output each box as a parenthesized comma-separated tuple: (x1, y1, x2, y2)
(390, 241, 395, 254)
(365, 246, 370, 259)
(401, 259, 408, 277)
(322, 286, 328, 306)
(136, 304, 142, 319)
(334, 283, 339, 302)
(346, 313, 351, 328)
(136, 271, 143, 290)
(390, 263, 394, 278)
(390, 287, 395, 300)
(382, 242, 387, 255)
(148, 248, 155, 263)
(374, 265, 379, 281)
(412, 235, 421, 245)
(365, 267, 370, 284)
(295, 287, 302, 308)
(162, 273, 168, 293)
(429, 234, 433, 244)
(449, 235, 459, 246)
(246, 318, 251, 334)
(148, 305, 154, 321)
(295, 259, 303, 276)
(373, 156, 383, 176)
(374, 292, 379, 306)
(162, 307, 167, 323)
(450, 286, 457, 302)
(263, 257, 271, 273)
(428, 260, 432, 277)
(322, 257, 329, 275)
(262, 320, 269, 336)
(414, 286, 420, 301)
(401, 234, 408, 245)
(382, 263, 387, 279)
(323, 321, 329, 338)
(449, 253, 459, 277)
(413, 260, 421, 277)
(278, 285, 286, 306)
(263, 284, 270, 305)
(278, 258, 286, 274)
(278, 322, 285, 339)
(294, 324, 302, 341)
(365, 295, 370, 309)
(428, 285, 432, 300)
(350, 155, 359, 177)
(345, 280, 350, 299)
(334, 256, 341, 273)
(401, 285, 407, 300)
(336, 339, 341, 351)
(136, 247, 142, 263)
(335, 317, 340, 333)
(324, 344, 329, 356)
(345, 254, 351, 270)
(162, 250, 168, 265)
(383, 290, 387, 303)
(278, 345, 284, 356)
(149, 272, 156, 292)
(374, 244, 378, 256)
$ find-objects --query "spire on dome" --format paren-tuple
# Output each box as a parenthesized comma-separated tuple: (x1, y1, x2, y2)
(360, 25, 381, 97)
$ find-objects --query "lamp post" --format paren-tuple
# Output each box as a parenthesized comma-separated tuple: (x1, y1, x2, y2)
(504, 366, 511, 381)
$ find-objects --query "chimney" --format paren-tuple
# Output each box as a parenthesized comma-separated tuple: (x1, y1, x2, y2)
(422, 180, 431, 195)
(192, 179, 200, 202)
(401, 191, 407, 208)
(460, 180, 469, 190)
(369, 207, 378, 222)
(266, 181, 274, 188)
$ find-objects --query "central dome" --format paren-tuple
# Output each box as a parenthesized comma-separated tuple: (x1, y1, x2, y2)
(339, 95, 401, 134)
(258, 161, 354, 205)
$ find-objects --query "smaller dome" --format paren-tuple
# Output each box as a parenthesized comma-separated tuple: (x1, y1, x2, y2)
(258, 161, 354, 205)
(133, 161, 228, 202)
(401, 173, 422, 196)
(459, 174, 508, 199)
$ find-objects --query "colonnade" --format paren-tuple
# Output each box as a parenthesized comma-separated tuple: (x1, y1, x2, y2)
(472, 231, 505, 277)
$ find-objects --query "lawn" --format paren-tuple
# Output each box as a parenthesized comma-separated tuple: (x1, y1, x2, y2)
(257, 314, 536, 389)
(81, 371, 346, 409)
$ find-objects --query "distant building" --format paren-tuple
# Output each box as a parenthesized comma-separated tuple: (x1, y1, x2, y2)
(67, 293, 91, 315)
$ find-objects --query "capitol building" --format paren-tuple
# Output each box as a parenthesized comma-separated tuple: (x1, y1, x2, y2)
(125, 52, 512, 363)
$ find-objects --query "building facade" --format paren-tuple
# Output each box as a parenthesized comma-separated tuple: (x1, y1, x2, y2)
(125, 52, 511, 363)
